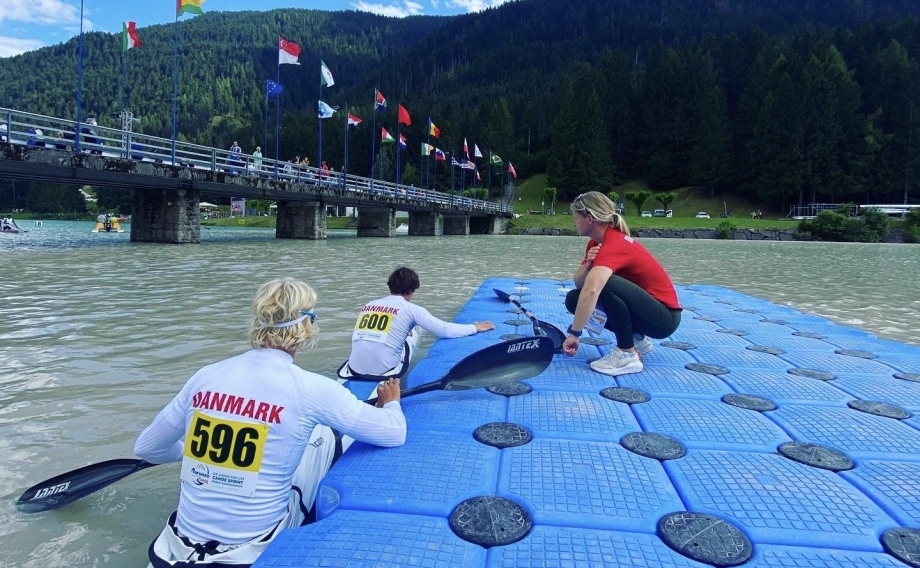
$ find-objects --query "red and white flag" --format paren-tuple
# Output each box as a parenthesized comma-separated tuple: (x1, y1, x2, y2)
(347, 114, 362, 127)
(123, 21, 141, 51)
(279, 37, 301, 65)
(508, 162, 517, 178)
(463, 138, 469, 159)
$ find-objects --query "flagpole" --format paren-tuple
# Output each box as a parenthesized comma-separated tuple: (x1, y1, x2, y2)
(396, 121, 401, 186)
(75, 0, 84, 153)
(370, 90, 377, 187)
(425, 123, 431, 191)
(317, 59, 323, 176)
(343, 103, 348, 192)
(119, 39, 125, 150)
(263, 84, 268, 166)
(275, 54, 281, 179)
(171, 12, 179, 164)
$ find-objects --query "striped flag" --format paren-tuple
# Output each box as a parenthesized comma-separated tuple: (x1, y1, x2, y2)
(279, 37, 301, 65)
(123, 21, 141, 51)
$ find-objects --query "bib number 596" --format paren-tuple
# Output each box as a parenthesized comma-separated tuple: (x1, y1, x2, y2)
(184, 411, 268, 472)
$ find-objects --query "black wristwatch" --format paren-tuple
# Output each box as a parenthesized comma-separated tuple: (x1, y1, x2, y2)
(567, 326, 582, 337)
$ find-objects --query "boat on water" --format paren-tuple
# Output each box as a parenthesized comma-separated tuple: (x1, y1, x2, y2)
(395, 223, 409, 234)
(1, 226, 24, 234)
(92, 219, 124, 233)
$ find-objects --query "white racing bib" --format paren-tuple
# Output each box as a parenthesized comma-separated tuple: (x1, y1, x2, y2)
(180, 411, 268, 496)
(585, 307, 608, 335)
(352, 309, 394, 343)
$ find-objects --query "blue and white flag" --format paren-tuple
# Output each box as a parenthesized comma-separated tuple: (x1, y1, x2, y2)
(266, 79, 283, 99)
(318, 100, 336, 119)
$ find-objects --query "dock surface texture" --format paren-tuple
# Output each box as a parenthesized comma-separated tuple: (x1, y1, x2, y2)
(256, 278, 920, 568)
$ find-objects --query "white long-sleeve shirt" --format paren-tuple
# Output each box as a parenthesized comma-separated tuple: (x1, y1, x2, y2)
(347, 295, 476, 375)
(134, 348, 406, 544)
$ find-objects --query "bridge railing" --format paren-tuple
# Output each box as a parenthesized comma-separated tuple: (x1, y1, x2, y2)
(1, 107, 507, 214)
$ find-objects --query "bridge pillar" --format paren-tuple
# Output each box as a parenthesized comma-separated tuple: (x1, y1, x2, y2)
(276, 200, 326, 240)
(131, 188, 201, 244)
(408, 211, 440, 236)
(443, 215, 469, 235)
(356, 207, 395, 237)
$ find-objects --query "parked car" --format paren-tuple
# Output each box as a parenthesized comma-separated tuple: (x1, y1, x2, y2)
(695, 211, 711, 219)
(641, 210, 652, 218)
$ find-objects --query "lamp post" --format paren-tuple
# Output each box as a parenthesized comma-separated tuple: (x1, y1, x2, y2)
(75, 0, 85, 153)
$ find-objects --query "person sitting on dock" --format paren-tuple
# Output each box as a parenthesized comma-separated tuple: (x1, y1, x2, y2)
(135, 277, 407, 566)
(563, 191, 683, 376)
(339, 267, 495, 381)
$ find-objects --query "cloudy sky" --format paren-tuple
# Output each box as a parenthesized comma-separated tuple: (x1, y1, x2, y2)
(0, 0, 512, 58)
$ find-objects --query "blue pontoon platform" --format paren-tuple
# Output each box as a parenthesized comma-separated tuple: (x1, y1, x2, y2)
(256, 277, 920, 567)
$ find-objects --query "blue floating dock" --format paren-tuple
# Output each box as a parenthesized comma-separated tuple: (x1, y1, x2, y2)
(255, 278, 920, 567)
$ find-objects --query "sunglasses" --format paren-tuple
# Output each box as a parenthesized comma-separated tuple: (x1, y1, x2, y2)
(299, 309, 317, 324)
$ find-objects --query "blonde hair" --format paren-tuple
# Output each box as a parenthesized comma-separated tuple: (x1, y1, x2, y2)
(247, 277, 318, 352)
(570, 191, 631, 236)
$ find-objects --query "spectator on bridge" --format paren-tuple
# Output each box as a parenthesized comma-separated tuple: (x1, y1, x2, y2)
(321, 161, 330, 183)
(136, 277, 406, 567)
(252, 146, 263, 175)
(228, 141, 243, 174)
(338, 267, 494, 381)
(83, 118, 102, 155)
(0, 122, 7, 143)
(54, 131, 69, 151)
(130, 140, 144, 160)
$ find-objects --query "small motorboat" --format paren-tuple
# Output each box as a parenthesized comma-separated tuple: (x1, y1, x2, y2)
(92, 219, 124, 233)
(395, 223, 409, 235)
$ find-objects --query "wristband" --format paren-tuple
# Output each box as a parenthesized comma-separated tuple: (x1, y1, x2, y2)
(566, 326, 582, 337)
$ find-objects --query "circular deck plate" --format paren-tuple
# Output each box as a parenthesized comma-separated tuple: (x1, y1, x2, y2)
(686, 362, 730, 375)
(792, 331, 827, 340)
(473, 422, 532, 448)
(788, 368, 836, 381)
(661, 341, 696, 351)
(620, 432, 686, 460)
(881, 528, 920, 568)
(722, 393, 777, 412)
(581, 337, 611, 346)
(449, 496, 532, 547)
(694, 316, 721, 322)
(507, 307, 524, 314)
(746, 345, 785, 355)
(600, 387, 650, 404)
(835, 349, 878, 359)
(760, 318, 789, 325)
(777, 441, 854, 471)
(504, 319, 531, 326)
(847, 400, 911, 420)
(486, 381, 533, 397)
(500, 333, 529, 342)
(658, 512, 753, 567)
(717, 329, 748, 336)
(895, 372, 920, 383)
(736, 308, 760, 314)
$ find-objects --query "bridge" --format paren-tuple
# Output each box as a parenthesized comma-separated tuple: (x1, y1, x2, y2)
(0, 108, 511, 243)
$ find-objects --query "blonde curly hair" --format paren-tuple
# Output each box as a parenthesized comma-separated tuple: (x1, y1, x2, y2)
(247, 277, 318, 353)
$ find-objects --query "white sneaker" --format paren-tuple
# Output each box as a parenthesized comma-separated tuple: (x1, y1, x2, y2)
(589, 348, 643, 376)
(633, 334, 654, 356)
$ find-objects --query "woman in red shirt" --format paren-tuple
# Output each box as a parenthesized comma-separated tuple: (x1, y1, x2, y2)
(562, 191, 682, 376)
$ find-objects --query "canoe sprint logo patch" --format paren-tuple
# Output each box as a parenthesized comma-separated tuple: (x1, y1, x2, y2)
(190, 463, 210, 486)
(507, 339, 541, 353)
(34, 481, 70, 499)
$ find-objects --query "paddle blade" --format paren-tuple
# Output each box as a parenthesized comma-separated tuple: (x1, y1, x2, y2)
(16, 458, 155, 513)
(537, 320, 566, 353)
(441, 336, 554, 391)
(493, 288, 512, 303)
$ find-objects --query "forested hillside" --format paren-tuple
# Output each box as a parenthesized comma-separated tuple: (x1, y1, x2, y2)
(2, 0, 920, 214)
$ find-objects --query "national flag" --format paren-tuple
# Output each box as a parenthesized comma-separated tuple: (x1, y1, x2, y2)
(347, 114, 362, 127)
(123, 21, 141, 51)
(421, 143, 433, 156)
(490, 152, 503, 165)
(375, 89, 387, 112)
(318, 100, 336, 119)
(476, 170, 481, 181)
(177, 0, 204, 17)
(320, 60, 335, 87)
(266, 79, 283, 99)
(398, 134, 406, 150)
(398, 104, 411, 126)
(434, 148, 446, 161)
(451, 157, 460, 167)
(474, 144, 482, 158)
(460, 159, 476, 170)
(381, 128, 395, 143)
(508, 162, 517, 178)
(463, 138, 469, 159)
(279, 37, 300, 65)
(428, 119, 441, 138)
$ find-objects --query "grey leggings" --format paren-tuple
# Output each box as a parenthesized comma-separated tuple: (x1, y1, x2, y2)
(565, 275, 682, 350)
